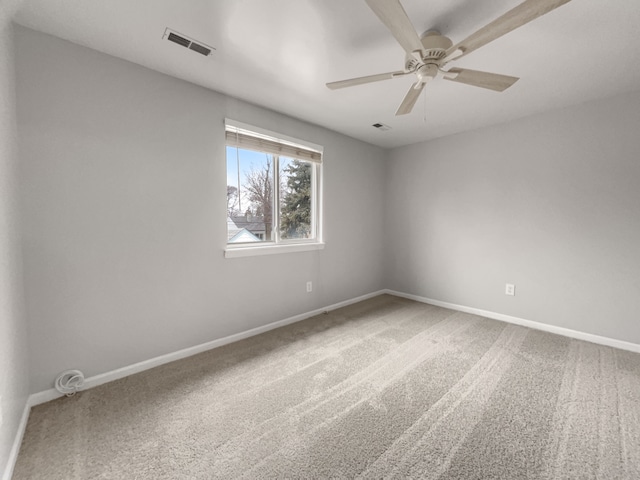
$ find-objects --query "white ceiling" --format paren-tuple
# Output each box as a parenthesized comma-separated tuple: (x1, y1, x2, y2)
(12, 0, 640, 148)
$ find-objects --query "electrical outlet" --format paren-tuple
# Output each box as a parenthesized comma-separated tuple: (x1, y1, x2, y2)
(306, 281, 313, 293)
(505, 283, 515, 296)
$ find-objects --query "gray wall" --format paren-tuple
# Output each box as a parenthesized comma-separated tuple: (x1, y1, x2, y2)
(15, 27, 387, 394)
(385, 90, 640, 344)
(0, 15, 29, 479)
(13, 23, 640, 400)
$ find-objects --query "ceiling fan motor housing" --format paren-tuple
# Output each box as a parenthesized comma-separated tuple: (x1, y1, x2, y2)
(405, 31, 453, 70)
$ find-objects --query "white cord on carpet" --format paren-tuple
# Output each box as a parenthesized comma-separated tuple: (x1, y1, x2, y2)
(54, 370, 85, 397)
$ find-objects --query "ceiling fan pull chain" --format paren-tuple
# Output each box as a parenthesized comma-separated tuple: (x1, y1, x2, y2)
(423, 88, 427, 123)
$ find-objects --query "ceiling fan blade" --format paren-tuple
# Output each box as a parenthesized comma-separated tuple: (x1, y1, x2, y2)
(443, 68, 519, 92)
(365, 0, 424, 56)
(396, 81, 426, 116)
(446, 0, 572, 61)
(326, 71, 409, 90)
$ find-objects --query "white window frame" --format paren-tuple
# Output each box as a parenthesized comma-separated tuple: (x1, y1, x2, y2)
(224, 119, 324, 258)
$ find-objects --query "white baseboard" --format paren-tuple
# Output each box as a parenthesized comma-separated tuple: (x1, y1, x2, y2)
(28, 290, 387, 407)
(385, 289, 640, 354)
(2, 400, 31, 480)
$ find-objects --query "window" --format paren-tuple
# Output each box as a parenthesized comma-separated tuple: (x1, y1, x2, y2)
(225, 120, 323, 257)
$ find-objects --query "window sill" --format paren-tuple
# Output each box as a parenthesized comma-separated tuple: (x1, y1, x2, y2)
(224, 242, 325, 259)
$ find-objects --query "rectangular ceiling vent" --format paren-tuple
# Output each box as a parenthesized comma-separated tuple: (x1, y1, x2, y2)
(372, 123, 392, 132)
(163, 28, 215, 57)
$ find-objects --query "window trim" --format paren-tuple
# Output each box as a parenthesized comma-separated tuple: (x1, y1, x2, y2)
(224, 119, 323, 258)
(224, 241, 325, 259)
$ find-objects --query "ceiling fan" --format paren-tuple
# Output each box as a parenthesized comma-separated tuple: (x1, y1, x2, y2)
(327, 0, 572, 115)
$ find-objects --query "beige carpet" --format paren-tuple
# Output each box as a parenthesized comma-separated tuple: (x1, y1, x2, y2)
(13, 294, 640, 479)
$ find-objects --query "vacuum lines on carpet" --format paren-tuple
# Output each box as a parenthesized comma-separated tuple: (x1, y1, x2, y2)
(13, 295, 640, 478)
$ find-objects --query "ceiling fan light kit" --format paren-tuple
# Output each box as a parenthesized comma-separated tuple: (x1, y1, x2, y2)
(327, 0, 573, 116)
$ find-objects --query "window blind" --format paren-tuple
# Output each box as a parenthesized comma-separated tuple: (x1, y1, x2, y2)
(225, 126, 322, 164)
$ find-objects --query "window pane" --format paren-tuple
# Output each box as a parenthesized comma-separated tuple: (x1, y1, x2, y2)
(226, 147, 274, 244)
(279, 157, 313, 240)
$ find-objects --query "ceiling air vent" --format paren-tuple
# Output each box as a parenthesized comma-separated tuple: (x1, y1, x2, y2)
(167, 32, 190, 48)
(372, 123, 391, 131)
(163, 28, 215, 57)
(189, 43, 212, 56)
